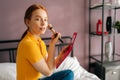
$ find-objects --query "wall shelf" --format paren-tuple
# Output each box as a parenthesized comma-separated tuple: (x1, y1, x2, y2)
(89, 0, 120, 80)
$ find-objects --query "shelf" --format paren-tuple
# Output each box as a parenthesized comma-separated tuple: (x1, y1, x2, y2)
(90, 3, 120, 10)
(90, 31, 120, 36)
(90, 32, 111, 36)
(115, 6, 120, 9)
(89, 1, 120, 79)
(90, 54, 120, 63)
(90, 3, 115, 10)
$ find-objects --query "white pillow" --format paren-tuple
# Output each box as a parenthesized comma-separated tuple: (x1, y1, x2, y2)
(0, 63, 16, 80)
(55, 56, 100, 80)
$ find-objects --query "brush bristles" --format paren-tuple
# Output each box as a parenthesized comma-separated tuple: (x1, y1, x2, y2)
(48, 24, 53, 30)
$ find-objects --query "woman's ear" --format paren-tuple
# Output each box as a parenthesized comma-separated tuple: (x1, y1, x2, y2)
(25, 19, 30, 27)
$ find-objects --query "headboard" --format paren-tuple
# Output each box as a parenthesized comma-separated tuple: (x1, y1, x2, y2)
(0, 36, 74, 63)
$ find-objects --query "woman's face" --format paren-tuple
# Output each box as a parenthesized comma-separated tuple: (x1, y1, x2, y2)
(27, 9, 48, 35)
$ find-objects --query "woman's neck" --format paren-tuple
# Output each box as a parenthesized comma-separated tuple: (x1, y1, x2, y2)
(33, 34, 40, 40)
(29, 30, 40, 40)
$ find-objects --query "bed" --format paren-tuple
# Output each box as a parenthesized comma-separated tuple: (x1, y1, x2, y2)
(0, 36, 100, 80)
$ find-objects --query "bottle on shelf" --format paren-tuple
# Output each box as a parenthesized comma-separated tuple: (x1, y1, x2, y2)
(105, 36, 112, 61)
(106, 16, 112, 34)
(96, 19, 108, 35)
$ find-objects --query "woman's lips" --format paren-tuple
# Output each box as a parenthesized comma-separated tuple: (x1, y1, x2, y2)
(39, 27, 46, 32)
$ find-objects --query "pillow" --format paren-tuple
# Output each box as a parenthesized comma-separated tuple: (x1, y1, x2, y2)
(55, 56, 100, 80)
(0, 63, 16, 80)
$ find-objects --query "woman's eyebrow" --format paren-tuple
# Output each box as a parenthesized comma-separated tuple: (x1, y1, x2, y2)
(35, 15, 48, 19)
(35, 15, 41, 18)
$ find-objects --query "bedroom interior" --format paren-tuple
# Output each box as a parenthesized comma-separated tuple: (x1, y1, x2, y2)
(0, 0, 120, 80)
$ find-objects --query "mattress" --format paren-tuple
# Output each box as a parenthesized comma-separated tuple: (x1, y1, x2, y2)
(0, 57, 100, 80)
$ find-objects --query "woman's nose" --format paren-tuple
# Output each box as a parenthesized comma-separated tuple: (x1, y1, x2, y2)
(41, 20, 45, 26)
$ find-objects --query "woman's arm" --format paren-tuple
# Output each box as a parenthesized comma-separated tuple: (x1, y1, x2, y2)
(46, 42, 56, 70)
(33, 58, 52, 76)
(32, 43, 56, 76)
(46, 33, 61, 70)
(33, 33, 60, 76)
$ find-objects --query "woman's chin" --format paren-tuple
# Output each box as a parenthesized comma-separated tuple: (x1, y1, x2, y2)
(40, 31, 46, 34)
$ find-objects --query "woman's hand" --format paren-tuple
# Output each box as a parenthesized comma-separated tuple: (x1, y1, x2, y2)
(55, 45, 70, 67)
(50, 32, 61, 45)
(60, 46, 69, 53)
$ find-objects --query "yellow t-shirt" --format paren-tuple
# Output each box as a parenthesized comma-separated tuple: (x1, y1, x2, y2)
(16, 31, 47, 80)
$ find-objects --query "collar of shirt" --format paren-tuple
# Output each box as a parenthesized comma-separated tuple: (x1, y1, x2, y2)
(27, 31, 42, 45)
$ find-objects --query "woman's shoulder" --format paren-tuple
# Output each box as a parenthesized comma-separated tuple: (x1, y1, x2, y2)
(19, 36, 36, 47)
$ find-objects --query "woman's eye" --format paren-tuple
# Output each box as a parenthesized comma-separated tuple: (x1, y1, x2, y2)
(44, 19, 48, 21)
(35, 18, 40, 21)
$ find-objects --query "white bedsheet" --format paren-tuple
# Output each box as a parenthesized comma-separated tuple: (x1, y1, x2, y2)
(0, 57, 100, 80)
(55, 57, 101, 80)
(0, 63, 16, 80)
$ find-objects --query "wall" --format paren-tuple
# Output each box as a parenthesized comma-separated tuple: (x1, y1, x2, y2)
(0, 0, 88, 68)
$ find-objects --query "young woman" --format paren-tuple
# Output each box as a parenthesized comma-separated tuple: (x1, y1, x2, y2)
(16, 4, 74, 80)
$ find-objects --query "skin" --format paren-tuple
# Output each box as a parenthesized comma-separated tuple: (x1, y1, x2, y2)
(25, 9, 61, 76)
